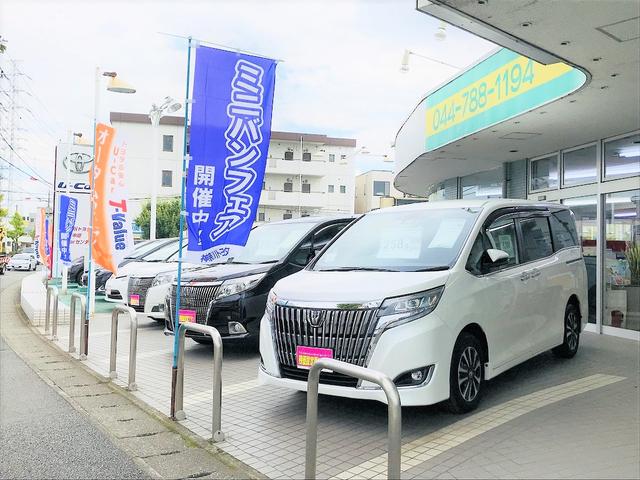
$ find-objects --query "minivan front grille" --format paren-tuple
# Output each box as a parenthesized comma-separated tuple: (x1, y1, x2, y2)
(127, 277, 154, 312)
(272, 305, 379, 378)
(169, 284, 221, 324)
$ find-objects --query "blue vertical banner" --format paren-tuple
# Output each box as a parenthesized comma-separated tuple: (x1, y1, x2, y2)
(185, 46, 277, 264)
(58, 194, 78, 266)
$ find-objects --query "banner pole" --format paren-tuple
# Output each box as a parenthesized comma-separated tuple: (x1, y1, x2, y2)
(84, 66, 101, 334)
(171, 36, 193, 419)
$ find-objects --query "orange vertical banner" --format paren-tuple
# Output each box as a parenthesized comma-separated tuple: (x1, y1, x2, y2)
(91, 123, 117, 273)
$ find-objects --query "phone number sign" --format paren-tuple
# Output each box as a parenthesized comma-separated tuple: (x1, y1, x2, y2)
(424, 48, 587, 152)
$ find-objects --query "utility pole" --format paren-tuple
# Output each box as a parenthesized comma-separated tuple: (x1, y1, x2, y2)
(0, 59, 24, 212)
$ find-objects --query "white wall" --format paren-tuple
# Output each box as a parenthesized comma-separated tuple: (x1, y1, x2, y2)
(113, 119, 356, 225)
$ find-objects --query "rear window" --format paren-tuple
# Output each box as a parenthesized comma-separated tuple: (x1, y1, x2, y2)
(549, 209, 579, 250)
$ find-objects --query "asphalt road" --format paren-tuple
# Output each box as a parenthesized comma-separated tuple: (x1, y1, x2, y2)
(0, 271, 147, 479)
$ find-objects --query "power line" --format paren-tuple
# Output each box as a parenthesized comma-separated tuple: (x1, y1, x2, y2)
(0, 154, 51, 187)
(0, 131, 52, 185)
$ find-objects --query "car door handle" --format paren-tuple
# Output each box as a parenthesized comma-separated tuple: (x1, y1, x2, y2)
(530, 269, 541, 278)
(520, 271, 530, 281)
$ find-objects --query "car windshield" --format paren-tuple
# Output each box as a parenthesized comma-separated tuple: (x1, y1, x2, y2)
(312, 207, 481, 272)
(13, 254, 30, 260)
(229, 222, 317, 264)
(141, 240, 180, 262)
(124, 240, 166, 259)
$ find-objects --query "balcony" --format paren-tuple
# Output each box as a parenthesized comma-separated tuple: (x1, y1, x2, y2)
(260, 190, 325, 208)
(266, 157, 327, 177)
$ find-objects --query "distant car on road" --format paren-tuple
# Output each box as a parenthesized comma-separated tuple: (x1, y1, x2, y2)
(0, 252, 9, 274)
(7, 253, 37, 271)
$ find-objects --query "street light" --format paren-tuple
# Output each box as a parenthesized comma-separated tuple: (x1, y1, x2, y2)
(148, 97, 182, 240)
(85, 69, 135, 317)
(400, 49, 461, 73)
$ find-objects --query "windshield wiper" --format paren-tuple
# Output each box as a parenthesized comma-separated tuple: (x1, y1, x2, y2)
(259, 260, 279, 264)
(317, 267, 398, 272)
(413, 266, 450, 272)
(225, 260, 251, 265)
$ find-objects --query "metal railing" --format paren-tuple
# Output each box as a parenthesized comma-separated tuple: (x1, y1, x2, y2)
(109, 305, 138, 391)
(305, 358, 402, 479)
(174, 322, 225, 443)
(44, 285, 59, 337)
(69, 293, 87, 358)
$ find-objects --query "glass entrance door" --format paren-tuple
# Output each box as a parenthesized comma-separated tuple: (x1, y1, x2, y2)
(563, 196, 598, 324)
(604, 189, 640, 332)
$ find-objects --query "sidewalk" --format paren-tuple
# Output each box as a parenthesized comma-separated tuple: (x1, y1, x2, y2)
(0, 273, 260, 480)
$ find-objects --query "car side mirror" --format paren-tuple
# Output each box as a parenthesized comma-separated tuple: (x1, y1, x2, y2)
(487, 249, 509, 264)
(479, 249, 510, 274)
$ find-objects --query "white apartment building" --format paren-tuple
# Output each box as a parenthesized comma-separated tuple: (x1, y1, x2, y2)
(110, 112, 357, 223)
(354, 169, 426, 214)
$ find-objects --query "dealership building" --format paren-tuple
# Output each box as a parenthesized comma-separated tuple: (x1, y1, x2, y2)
(395, 1, 639, 340)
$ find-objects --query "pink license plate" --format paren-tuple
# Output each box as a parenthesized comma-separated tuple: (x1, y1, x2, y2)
(296, 346, 333, 370)
(129, 294, 140, 306)
(178, 309, 197, 323)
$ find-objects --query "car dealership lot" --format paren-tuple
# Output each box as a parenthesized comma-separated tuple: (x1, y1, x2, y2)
(44, 308, 639, 479)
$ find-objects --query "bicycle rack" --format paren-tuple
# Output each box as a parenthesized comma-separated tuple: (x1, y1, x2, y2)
(109, 305, 138, 391)
(44, 285, 59, 338)
(305, 358, 402, 479)
(174, 322, 225, 443)
(69, 293, 87, 357)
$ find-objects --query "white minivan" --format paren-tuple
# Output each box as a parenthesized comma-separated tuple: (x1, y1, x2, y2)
(259, 200, 588, 412)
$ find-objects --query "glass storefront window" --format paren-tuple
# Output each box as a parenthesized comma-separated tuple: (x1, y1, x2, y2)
(461, 167, 503, 199)
(604, 133, 640, 180)
(563, 195, 598, 324)
(530, 154, 558, 191)
(562, 144, 597, 186)
(604, 189, 640, 331)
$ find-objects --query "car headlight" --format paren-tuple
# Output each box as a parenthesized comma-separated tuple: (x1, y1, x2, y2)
(152, 272, 175, 287)
(214, 273, 265, 301)
(377, 286, 444, 330)
(265, 289, 277, 317)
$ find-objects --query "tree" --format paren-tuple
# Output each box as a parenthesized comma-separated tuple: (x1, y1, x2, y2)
(135, 198, 182, 240)
(7, 211, 25, 253)
(0, 194, 8, 220)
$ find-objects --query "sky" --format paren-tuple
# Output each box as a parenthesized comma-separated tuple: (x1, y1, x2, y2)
(0, 0, 495, 215)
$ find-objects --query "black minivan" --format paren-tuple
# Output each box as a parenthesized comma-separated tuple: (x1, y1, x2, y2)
(164, 216, 353, 344)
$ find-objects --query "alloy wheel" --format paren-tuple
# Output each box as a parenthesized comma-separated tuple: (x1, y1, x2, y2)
(566, 311, 579, 352)
(457, 346, 482, 402)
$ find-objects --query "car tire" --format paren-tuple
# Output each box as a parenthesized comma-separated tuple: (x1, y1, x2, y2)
(552, 302, 580, 359)
(446, 332, 484, 414)
(75, 271, 84, 285)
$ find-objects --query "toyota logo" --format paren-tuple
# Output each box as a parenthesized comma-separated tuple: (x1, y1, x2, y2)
(63, 152, 93, 174)
(308, 310, 325, 328)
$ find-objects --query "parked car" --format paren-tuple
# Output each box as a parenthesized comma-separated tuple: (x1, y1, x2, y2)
(82, 238, 178, 293)
(67, 256, 85, 284)
(164, 216, 354, 344)
(7, 253, 38, 271)
(105, 238, 192, 303)
(258, 200, 588, 413)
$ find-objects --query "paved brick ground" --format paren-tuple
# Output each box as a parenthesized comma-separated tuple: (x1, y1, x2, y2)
(42, 293, 640, 479)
